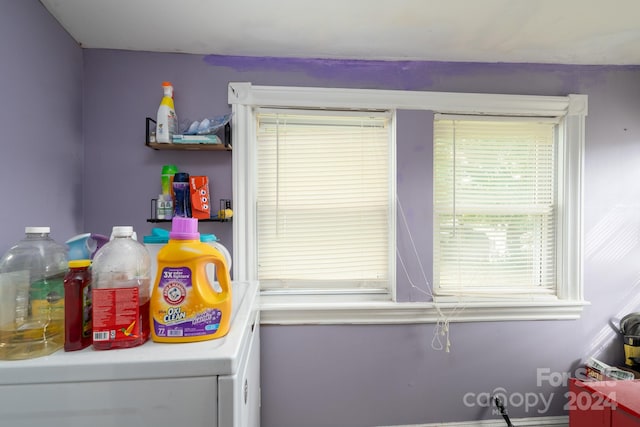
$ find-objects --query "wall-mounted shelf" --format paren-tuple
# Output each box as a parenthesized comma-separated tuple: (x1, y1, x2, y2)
(147, 218, 231, 223)
(148, 199, 232, 223)
(146, 142, 231, 151)
(145, 117, 232, 151)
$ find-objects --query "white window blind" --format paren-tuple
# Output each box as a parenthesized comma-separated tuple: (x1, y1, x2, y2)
(433, 116, 558, 298)
(256, 110, 392, 292)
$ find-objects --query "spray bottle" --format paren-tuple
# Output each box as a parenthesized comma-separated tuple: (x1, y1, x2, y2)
(156, 81, 177, 143)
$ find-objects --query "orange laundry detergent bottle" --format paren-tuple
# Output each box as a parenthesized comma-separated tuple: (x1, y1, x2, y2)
(150, 217, 232, 342)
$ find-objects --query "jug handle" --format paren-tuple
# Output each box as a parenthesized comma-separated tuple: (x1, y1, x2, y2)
(204, 253, 231, 295)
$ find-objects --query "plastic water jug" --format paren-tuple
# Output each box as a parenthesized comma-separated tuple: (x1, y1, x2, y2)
(91, 226, 151, 350)
(0, 227, 68, 360)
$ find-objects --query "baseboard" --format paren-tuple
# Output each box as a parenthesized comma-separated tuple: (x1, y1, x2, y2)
(381, 415, 568, 427)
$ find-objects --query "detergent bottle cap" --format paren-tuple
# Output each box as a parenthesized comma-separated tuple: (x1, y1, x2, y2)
(169, 217, 200, 240)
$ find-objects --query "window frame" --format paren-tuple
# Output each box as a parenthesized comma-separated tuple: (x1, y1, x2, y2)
(228, 82, 588, 325)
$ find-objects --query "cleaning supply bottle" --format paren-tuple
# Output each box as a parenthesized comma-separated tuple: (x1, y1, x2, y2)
(0, 227, 68, 360)
(150, 217, 232, 343)
(91, 226, 151, 350)
(156, 81, 177, 143)
(172, 172, 192, 218)
(63, 259, 92, 351)
(161, 164, 179, 196)
(156, 194, 174, 220)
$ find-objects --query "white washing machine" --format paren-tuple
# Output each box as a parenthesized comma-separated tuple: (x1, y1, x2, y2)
(0, 281, 260, 427)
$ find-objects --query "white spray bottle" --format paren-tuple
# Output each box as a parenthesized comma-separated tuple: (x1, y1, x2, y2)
(156, 81, 177, 143)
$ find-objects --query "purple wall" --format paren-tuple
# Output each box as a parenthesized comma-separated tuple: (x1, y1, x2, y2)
(0, 0, 83, 252)
(81, 50, 234, 251)
(5, 2, 640, 425)
(81, 51, 640, 426)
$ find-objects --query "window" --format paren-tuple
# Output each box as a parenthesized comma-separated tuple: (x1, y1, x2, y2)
(433, 117, 559, 300)
(255, 110, 393, 294)
(229, 83, 587, 324)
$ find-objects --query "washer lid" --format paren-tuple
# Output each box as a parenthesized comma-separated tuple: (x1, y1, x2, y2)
(0, 281, 259, 385)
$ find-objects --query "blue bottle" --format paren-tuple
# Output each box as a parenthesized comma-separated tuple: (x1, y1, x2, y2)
(173, 172, 192, 218)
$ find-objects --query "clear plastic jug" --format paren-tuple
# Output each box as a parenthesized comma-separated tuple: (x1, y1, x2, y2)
(91, 226, 151, 350)
(0, 227, 68, 360)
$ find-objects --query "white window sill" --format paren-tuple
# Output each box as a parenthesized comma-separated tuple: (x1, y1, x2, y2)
(259, 294, 590, 325)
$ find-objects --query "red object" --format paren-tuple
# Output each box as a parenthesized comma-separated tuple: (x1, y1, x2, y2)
(569, 378, 640, 426)
(190, 175, 211, 219)
(92, 288, 150, 350)
(63, 260, 93, 351)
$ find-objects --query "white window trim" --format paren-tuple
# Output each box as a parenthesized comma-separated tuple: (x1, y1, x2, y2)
(228, 82, 589, 325)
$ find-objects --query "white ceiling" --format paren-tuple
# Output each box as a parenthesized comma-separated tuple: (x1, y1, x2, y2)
(40, 0, 640, 65)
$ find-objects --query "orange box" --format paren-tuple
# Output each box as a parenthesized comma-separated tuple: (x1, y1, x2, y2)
(189, 176, 211, 219)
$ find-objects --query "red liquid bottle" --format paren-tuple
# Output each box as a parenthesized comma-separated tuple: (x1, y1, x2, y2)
(63, 259, 92, 351)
